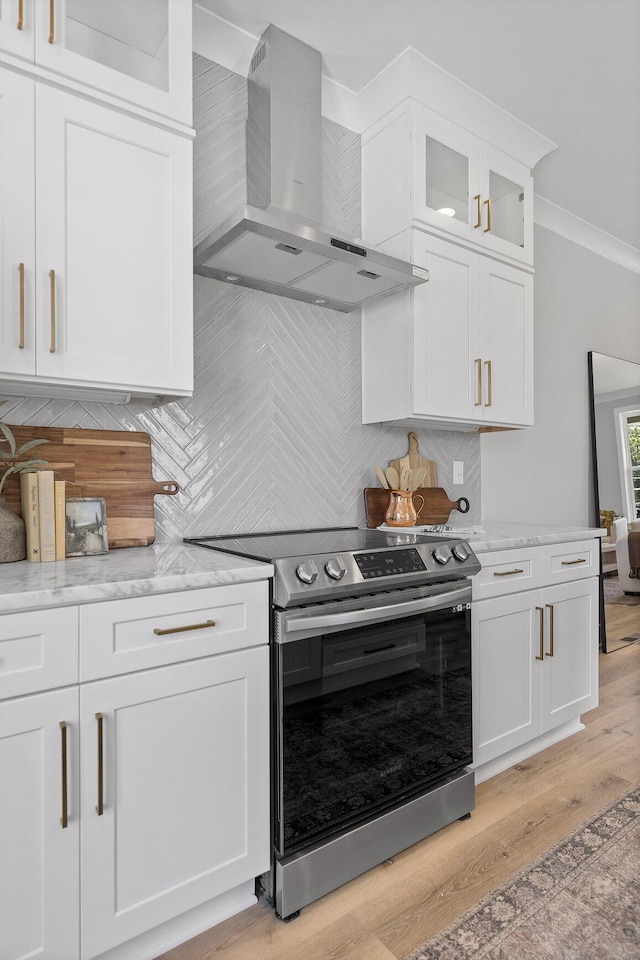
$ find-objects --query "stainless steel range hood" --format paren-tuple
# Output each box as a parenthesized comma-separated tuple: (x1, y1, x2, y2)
(193, 25, 428, 313)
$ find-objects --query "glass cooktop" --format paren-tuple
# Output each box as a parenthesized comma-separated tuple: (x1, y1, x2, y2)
(184, 526, 447, 562)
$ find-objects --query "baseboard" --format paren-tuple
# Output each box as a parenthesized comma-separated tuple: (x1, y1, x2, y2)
(472, 719, 585, 785)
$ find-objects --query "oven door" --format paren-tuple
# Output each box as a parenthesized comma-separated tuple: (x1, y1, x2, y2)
(273, 580, 473, 858)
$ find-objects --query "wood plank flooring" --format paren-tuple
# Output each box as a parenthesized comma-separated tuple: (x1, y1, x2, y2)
(155, 633, 640, 960)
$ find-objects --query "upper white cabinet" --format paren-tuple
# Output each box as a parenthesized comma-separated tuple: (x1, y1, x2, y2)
(362, 230, 533, 429)
(0, 0, 192, 125)
(0, 68, 193, 401)
(363, 104, 534, 268)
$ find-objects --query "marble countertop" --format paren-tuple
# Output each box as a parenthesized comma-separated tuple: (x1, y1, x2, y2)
(454, 521, 605, 553)
(0, 541, 274, 613)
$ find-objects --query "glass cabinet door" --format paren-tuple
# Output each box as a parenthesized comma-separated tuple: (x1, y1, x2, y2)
(425, 135, 470, 227)
(488, 170, 525, 248)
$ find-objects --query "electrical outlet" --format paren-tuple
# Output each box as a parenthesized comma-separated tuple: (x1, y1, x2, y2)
(453, 461, 464, 485)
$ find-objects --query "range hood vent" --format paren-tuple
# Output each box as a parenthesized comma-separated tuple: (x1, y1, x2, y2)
(194, 25, 428, 313)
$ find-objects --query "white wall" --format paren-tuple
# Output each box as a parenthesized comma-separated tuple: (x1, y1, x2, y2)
(481, 225, 640, 526)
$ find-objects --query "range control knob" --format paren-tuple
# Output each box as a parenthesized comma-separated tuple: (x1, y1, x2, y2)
(433, 544, 452, 565)
(295, 559, 319, 584)
(325, 557, 347, 580)
(452, 542, 470, 562)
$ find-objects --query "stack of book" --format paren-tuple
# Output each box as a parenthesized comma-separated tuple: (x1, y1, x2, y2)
(20, 471, 66, 562)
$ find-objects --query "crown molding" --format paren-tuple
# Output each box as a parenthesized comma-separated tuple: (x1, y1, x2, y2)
(534, 196, 640, 274)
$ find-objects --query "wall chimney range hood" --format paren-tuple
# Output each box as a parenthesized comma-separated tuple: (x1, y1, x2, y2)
(193, 25, 428, 313)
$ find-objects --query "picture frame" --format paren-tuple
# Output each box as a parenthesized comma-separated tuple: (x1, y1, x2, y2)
(65, 497, 109, 557)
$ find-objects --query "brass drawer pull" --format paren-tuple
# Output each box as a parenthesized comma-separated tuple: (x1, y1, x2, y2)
(561, 558, 586, 566)
(485, 359, 492, 407)
(473, 194, 482, 229)
(535, 606, 544, 661)
(493, 568, 524, 577)
(49, 269, 56, 352)
(474, 358, 482, 406)
(96, 712, 104, 816)
(18, 263, 25, 348)
(545, 603, 554, 657)
(49, 0, 54, 43)
(60, 721, 68, 828)
(17, 0, 23, 30)
(484, 197, 492, 233)
(153, 619, 216, 636)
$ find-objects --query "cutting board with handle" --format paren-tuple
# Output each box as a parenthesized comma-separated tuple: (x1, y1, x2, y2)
(364, 487, 470, 528)
(2, 426, 179, 548)
(389, 432, 438, 487)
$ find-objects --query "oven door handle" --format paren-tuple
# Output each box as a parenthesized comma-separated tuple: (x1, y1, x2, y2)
(280, 584, 471, 640)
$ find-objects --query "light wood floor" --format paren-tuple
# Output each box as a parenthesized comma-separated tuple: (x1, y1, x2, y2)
(156, 630, 640, 960)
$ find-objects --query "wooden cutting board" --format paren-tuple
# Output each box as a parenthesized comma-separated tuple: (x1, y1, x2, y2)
(364, 487, 470, 528)
(2, 426, 179, 549)
(389, 432, 438, 487)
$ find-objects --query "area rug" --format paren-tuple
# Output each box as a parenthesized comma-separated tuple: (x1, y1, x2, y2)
(603, 575, 640, 606)
(404, 784, 640, 960)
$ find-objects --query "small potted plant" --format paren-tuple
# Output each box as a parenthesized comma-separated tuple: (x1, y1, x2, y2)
(0, 422, 49, 563)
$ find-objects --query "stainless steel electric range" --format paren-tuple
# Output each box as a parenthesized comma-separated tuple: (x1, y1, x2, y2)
(185, 526, 480, 920)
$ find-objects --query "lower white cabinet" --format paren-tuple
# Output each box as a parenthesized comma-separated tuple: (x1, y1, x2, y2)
(0, 688, 80, 960)
(0, 580, 270, 960)
(471, 540, 599, 775)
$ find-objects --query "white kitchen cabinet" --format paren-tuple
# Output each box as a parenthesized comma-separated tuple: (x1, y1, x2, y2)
(0, 71, 193, 400)
(0, 688, 80, 960)
(80, 647, 269, 959)
(0, 0, 192, 125)
(362, 230, 533, 429)
(0, 579, 270, 960)
(362, 102, 534, 267)
(471, 541, 599, 777)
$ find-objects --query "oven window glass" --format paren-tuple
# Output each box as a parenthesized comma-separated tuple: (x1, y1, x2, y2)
(276, 608, 471, 856)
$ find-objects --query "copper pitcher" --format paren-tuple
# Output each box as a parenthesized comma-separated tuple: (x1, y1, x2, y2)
(384, 489, 424, 527)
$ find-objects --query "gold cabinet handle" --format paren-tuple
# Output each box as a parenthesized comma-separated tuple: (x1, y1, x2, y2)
(153, 619, 216, 636)
(17, 0, 24, 30)
(545, 603, 554, 657)
(49, 0, 54, 43)
(493, 568, 524, 577)
(60, 721, 68, 828)
(484, 197, 492, 233)
(473, 194, 482, 229)
(535, 606, 544, 661)
(485, 359, 492, 407)
(49, 269, 56, 352)
(474, 358, 482, 406)
(95, 712, 104, 816)
(18, 263, 25, 348)
(561, 558, 586, 566)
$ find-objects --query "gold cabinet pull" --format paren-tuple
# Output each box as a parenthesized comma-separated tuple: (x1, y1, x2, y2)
(493, 568, 524, 577)
(474, 358, 482, 406)
(49, 269, 56, 352)
(18, 263, 25, 348)
(153, 619, 216, 636)
(535, 606, 544, 661)
(561, 558, 586, 566)
(95, 712, 104, 816)
(485, 359, 492, 406)
(483, 197, 492, 233)
(545, 603, 554, 657)
(60, 721, 68, 828)
(473, 194, 482, 228)
(49, 0, 54, 43)
(17, 0, 24, 30)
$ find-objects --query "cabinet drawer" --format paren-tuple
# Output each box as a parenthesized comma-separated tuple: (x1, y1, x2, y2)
(80, 581, 269, 680)
(472, 547, 542, 600)
(0, 607, 79, 700)
(542, 540, 600, 584)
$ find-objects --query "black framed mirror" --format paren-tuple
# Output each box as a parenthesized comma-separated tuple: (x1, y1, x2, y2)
(588, 351, 640, 653)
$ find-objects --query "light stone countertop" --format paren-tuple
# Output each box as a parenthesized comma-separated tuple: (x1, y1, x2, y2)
(458, 521, 605, 553)
(0, 541, 274, 613)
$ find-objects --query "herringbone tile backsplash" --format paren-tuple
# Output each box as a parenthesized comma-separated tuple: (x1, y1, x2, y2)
(0, 56, 480, 540)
